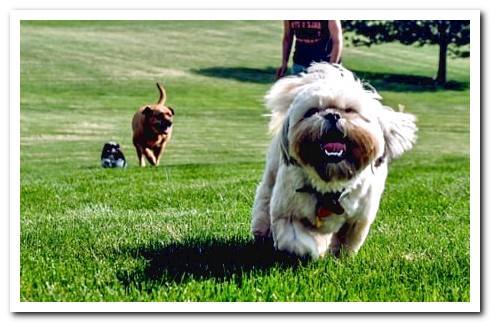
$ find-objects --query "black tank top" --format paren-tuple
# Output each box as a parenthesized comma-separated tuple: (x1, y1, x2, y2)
(290, 20, 332, 67)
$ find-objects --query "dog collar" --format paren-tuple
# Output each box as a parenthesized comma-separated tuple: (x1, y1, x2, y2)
(286, 156, 300, 167)
(296, 185, 345, 228)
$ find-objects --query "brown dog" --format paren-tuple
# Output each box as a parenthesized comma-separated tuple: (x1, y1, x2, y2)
(132, 83, 174, 167)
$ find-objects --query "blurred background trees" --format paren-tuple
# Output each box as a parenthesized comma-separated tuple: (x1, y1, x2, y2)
(343, 20, 470, 85)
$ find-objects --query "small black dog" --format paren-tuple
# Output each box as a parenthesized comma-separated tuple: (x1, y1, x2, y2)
(101, 141, 127, 168)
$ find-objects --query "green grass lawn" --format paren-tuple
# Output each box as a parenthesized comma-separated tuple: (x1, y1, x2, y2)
(19, 20, 470, 302)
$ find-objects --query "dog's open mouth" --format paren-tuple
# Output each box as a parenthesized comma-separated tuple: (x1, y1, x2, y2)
(319, 130, 347, 163)
(321, 142, 346, 159)
(157, 124, 171, 135)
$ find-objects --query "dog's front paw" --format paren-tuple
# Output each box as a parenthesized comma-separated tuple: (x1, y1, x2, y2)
(273, 219, 320, 259)
(251, 210, 272, 239)
(252, 224, 271, 239)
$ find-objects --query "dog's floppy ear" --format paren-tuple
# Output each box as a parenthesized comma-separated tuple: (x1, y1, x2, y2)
(378, 106, 417, 160)
(101, 143, 110, 158)
(265, 75, 306, 136)
(280, 117, 291, 164)
(168, 106, 175, 115)
(143, 106, 153, 118)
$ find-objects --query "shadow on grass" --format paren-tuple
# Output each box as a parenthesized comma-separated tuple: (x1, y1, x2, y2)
(192, 66, 277, 84)
(351, 69, 468, 93)
(118, 237, 309, 286)
(192, 66, 468, 92)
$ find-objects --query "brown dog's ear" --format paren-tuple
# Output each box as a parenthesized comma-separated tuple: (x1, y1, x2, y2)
(143, 106, 153, 117)
(168, 106, 175, 115)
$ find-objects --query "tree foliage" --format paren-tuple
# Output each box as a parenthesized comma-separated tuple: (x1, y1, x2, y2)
(343, 20, 470, 84)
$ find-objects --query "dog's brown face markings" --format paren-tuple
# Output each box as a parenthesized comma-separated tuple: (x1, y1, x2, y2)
(132, 83, 175, 167)
(143, 106, 174, 135)
(291, 106, 379, 181)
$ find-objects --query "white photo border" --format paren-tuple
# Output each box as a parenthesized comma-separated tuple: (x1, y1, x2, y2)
(10, 9, 481, 313)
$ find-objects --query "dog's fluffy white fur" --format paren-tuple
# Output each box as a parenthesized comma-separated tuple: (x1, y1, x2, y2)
(251, 63, 417, 258)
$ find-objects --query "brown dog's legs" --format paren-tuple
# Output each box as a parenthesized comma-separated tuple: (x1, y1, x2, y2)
(153, 143, 168, 166)
(143, 148, 157, 166)
(153, 147, 162, 166)
(134, 145, 146, 167)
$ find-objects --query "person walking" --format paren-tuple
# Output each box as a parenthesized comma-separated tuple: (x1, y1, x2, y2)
(275, 20, 343, 80)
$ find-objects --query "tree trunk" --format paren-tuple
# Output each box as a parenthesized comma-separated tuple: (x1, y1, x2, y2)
(436, 23, 448, 85)
(436, 40, 448, 85)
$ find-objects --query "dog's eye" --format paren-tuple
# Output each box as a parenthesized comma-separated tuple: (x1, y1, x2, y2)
(304, 108, 320, 119)
(345, 108, 356, 113)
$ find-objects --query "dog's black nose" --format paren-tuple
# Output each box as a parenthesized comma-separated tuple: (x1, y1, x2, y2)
(163, 119, 172, 128)
(324, 112, 340, 123)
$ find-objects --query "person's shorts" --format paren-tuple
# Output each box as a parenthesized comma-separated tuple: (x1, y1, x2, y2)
(291, 59, 335, 75)
(291, 63, 308, 75)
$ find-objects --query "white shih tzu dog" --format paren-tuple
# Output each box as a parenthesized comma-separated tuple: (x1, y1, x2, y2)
(251, 63, 417, 258)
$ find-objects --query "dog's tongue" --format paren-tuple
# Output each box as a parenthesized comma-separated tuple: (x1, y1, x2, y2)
(322, 142, 346, 153)
(321, 142, 346, 158)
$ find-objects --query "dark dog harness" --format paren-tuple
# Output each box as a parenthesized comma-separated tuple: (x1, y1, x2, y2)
(296, 185, 345, 229)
